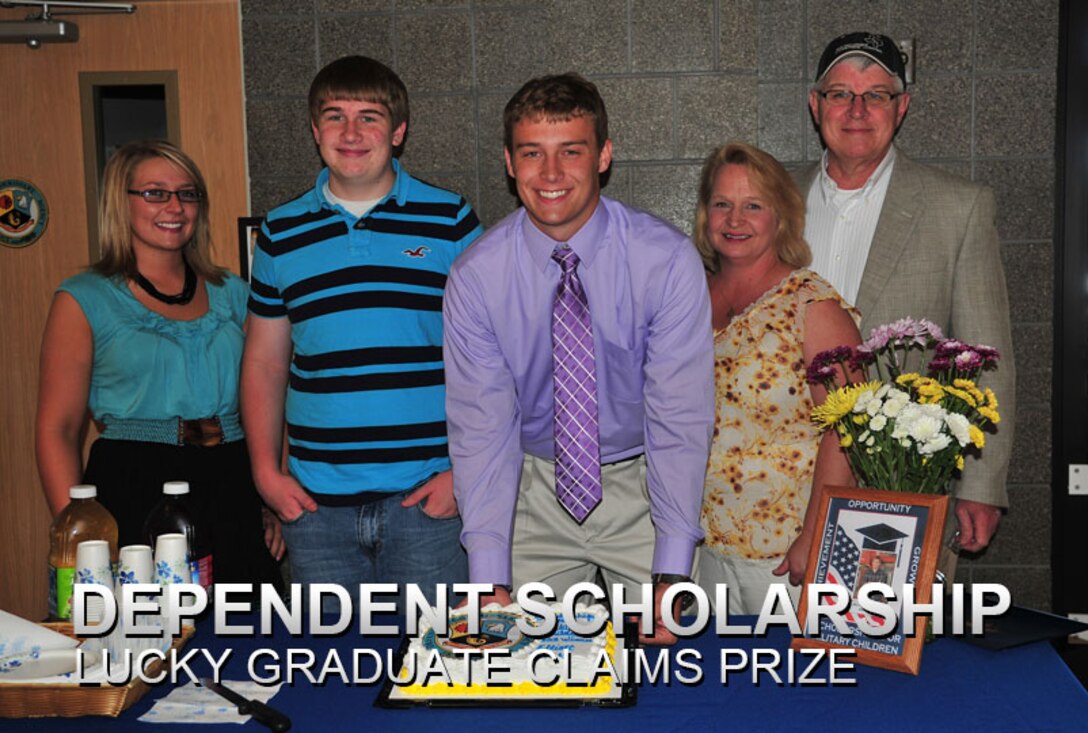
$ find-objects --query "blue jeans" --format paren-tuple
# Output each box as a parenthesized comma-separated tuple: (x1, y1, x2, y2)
(281, 489, 467, 615)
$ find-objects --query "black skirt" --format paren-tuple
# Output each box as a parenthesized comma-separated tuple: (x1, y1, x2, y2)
(83, 437, 283, 592)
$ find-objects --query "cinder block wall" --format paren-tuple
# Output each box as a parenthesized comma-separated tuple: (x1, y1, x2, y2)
(241, 0, 1057, 608)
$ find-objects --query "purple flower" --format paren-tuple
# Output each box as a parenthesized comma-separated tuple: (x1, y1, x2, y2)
(954, 350, 983, 371)
(806, 346, 856, 385)
(862, 325, 893, 352)
(808, 349, 833, 370)
(849, 349, 876, 371)
(829, 345, 853, 361)
(810, 346, 850, 369)
(927, 356, 953, 373)
(916, 319, 945, 341)
(806, 363, 837, 385)
(973, 344, 1001, 368)
(935, 339, 967, 357)
(932, 339, 999, 373)
(862, 317, 944, 351)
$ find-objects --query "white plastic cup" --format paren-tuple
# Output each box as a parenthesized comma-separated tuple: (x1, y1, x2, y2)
(115, 544, 156, 623)
(154, 533, 193, 628)
(153, 534, 190, 586)
(117, 544, 154, 587)
(75, 540, 113, 624)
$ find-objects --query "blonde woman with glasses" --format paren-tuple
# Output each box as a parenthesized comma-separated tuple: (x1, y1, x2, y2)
(36, 140, 283, 592)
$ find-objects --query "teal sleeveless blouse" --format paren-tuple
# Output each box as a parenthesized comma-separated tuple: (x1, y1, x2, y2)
(57, 271, 248, 422)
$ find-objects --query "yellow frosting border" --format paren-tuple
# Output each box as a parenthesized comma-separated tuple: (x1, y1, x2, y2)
(398, 620, 618, 698)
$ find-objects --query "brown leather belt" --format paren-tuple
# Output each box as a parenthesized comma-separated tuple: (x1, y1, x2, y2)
(101, 414, 243, 446)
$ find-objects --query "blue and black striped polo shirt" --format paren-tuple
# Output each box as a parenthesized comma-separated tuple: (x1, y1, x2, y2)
(248, 161, 483, 496)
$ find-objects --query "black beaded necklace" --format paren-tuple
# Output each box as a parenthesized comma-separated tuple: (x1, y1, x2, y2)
(134, 258, 197, 305)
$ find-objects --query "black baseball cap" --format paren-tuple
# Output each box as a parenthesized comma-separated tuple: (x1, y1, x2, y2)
(815, 32, 907, 88)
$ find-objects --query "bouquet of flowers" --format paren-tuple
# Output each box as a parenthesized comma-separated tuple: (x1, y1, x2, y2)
(806, 318, 1001, 494)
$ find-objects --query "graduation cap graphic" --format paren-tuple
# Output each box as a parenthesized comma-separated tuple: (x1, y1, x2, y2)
(856, 523, 908, 552)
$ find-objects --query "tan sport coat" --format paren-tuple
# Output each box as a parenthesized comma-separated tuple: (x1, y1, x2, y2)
(796, 148, 1015, 508)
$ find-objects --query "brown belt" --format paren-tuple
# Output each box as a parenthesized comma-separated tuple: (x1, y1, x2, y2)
(101, 414, 243, 446)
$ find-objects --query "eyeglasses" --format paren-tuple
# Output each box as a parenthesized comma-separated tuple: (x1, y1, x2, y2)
(127, 188, 203, 204)
(816, 89, 902, 109)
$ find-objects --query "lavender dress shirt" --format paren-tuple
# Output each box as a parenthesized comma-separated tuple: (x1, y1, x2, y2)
(443, 196, 714, 586)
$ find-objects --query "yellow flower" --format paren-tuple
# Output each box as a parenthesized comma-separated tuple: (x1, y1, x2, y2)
(954, 379, 985, 404)
(968, 425, 986, 450)
(956, 454, 965, 470)
(896, 373, 921, 387)
(944, 386, 977, 407)
(812, 381, 882, 428)
(853, 414, 869, 425)
(913, 377, 945, 404)
(840, 433, 854, 448)
(976, 388, 1001, 423)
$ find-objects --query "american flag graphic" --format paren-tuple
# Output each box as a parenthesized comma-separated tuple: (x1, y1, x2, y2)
(827, 525, 860, 588)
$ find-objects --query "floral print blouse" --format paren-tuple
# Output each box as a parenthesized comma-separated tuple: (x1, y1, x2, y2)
(702, 269, 855, 560)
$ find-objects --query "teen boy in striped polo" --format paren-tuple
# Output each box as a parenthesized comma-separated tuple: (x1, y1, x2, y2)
(242, 56, 482, 612)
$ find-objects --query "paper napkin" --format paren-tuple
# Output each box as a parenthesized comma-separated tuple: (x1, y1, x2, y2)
(138, 680, 284, 725)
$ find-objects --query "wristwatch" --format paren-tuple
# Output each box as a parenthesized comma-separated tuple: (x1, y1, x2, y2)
(652, 573, 696, 612)
(651, 573, 692, 585)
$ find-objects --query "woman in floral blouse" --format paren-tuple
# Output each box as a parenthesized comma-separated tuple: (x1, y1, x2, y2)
(693, 142, 860, 613)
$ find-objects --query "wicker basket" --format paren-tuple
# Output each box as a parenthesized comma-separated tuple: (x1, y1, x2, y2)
(0, 623, 195, 718)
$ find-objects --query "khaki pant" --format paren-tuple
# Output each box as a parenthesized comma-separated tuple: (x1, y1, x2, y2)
(697, 546, 801, 615)
(513, 453, 687, 604)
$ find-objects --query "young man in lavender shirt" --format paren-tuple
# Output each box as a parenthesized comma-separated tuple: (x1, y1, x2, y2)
(442, 73, 713, 643)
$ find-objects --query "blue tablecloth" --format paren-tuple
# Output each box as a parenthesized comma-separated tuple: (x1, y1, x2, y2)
(5, 615, 1087, 732)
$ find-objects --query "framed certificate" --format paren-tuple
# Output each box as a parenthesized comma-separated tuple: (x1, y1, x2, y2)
(792, 486, 949, 674)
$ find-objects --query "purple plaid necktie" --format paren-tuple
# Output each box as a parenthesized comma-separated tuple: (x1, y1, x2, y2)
(551, 245, 602, 523)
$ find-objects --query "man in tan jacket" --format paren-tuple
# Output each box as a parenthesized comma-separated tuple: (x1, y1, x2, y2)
(797, 32, 1015, 557)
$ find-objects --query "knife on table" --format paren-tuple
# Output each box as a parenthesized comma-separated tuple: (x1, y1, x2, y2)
(200, 677, 292, 732)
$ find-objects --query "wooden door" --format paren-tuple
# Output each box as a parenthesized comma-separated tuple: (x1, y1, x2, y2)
(0, 0, 249, 619)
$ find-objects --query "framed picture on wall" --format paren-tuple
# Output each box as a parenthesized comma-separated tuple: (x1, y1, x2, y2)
(237, 216, 262, 282)
(791, 485, 949, 675)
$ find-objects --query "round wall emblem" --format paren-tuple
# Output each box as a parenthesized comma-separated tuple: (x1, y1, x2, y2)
(0, 178, 49, 248)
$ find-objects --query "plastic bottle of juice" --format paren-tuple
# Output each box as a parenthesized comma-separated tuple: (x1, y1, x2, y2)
(143, 481, 213, 593)
(47, 484, 118, 620)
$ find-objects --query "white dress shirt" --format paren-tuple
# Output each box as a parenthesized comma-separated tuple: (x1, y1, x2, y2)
(804, 147, 897, 306)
